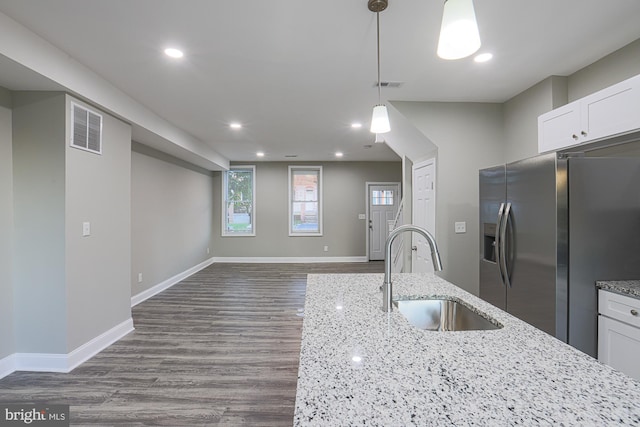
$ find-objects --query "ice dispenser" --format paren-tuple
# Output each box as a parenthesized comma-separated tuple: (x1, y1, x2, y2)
(483, 223, 497, 263)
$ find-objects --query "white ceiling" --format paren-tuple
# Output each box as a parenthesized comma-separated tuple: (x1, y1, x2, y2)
(0, 0, 639, 163)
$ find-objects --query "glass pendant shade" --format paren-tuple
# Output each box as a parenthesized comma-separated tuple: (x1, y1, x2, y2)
(370, 104, 391, 134)
(437, 0, 481, 60)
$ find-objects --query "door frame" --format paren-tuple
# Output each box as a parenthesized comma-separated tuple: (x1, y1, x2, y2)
(411, 158, 436, 272)
(365, 181, 401, 261)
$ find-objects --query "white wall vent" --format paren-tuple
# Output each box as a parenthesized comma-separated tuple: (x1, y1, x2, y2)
(71, 102, 103, 155)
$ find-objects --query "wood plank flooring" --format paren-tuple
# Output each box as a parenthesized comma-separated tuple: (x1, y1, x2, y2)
(0, 262, 383, 426)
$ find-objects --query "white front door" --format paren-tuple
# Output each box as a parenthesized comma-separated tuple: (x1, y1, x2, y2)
(369, 184, 399, 261)
(412, 159, 436, 273)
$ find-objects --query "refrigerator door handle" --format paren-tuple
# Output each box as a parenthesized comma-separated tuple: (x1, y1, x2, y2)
(495, 203, 506, 287)
(500, 202, 513, 288)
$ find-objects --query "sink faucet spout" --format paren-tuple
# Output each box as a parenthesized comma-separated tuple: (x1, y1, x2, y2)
(383, 224, 443, 312)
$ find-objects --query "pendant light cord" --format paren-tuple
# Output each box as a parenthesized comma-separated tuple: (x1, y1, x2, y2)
(376, 11, 381, 104)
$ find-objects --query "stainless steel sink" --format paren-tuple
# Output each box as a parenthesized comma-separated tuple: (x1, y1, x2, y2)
(393, 298, 502, 331)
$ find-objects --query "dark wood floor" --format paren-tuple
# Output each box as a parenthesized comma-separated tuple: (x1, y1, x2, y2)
(0, 262, 383, 426)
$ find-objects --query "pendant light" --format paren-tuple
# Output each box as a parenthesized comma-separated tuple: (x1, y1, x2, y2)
(437, 0, 481, 60)
(369, 0, 391, 134)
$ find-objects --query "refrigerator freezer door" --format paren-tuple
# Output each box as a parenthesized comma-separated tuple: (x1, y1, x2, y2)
(505, 154, 557, 336)
(568, 157, 640, 358)
(479, 165, 506, 311)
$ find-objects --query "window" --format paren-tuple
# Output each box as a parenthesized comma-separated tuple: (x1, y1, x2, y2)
(223, 166, 255, 236)
(372, 190, 394, 206)
(289, 166, 322, 236)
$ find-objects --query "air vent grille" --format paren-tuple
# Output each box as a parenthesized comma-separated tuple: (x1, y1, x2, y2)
(374, 81, 404, 88)
(71, 102, 102, 155)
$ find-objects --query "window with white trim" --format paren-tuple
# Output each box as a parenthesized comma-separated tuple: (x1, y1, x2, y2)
(289, 166, 322, 236)
(223, 166, 255, 236)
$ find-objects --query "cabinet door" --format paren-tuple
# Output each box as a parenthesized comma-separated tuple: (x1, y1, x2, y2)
(598, 315, 640, 381)
(582, 74, 640, 142)
(538, 102, 581, 153)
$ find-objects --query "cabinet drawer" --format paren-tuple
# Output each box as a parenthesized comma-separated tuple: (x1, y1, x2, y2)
(598, 289, 640, 328)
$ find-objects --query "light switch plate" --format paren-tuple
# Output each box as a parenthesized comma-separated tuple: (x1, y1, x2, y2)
(454, 221, 466, 234)
(358, 214, 366, 220)
(82, 222, 91, 237)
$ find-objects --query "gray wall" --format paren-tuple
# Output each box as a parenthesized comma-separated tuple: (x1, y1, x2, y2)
(12, 92, 68, 353)
(0, 88, 14, 360)
(65, 96, 132, 351)
(391, 102, 505, 294)
(131, 143, 215, 297)
(212, 162, 402, 257)
(568, 38, 640, 102)
(503, 76, 568, 163)
(12, 92, 132, 354)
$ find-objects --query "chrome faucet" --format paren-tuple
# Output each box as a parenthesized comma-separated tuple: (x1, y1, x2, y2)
(382, 224, 443, 312)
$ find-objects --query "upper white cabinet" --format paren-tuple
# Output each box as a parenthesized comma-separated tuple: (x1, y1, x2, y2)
(538, 73, 640, 153)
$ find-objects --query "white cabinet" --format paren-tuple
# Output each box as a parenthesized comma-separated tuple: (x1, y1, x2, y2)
(598, 289, 640, 380)
(538, 73, 640, 153)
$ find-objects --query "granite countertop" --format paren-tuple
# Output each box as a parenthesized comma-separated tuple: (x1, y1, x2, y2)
(294, 273, 640, 426)
(597, 280, 640, 299)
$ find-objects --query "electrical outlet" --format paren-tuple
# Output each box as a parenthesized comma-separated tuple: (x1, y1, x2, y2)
(82, 222, 91, 237)
(137, 273, 143, 283)
(358, 214, 366, 220)
(455, 221, 466, 234)
(323, 245, 329, 252)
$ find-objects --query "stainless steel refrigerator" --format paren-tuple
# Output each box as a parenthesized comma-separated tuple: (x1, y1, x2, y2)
(479, 153, 640, 357)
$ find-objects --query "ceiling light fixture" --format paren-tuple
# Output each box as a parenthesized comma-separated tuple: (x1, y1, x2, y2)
(335, 152, 344, 158)
(437, 0, 481, 60)
(229, 122, 242, 129)
(351, 122, 363, 129)
(369, 0, 391, 135)
(256, 152, 265, 157)
(164, 47, 184, 58)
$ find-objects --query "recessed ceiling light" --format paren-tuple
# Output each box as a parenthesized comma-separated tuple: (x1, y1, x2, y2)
(474, 53, 493, 63)
(164, 48, 184, 58)
(335, 152, 344, 158)
(256, 152, 265, 157)
(229, 123, 242, 129)
(352, 356, 362, 363)
(351, 123, 363, 129)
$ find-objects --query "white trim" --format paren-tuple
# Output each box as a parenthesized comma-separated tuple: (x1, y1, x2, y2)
(66, 318, 134, 371)
(131, 257, 215, 307)
(0, 354, 16, 380)
(0, 318, 134, 378)
(211, 256, 367, 264)
(222, 165, 256, 237)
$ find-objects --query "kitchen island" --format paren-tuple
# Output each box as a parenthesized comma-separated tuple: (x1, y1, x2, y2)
(294, 273, 640, 425)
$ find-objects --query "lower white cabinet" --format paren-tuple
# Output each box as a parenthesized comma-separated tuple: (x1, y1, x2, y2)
(598, 290, 640, 380)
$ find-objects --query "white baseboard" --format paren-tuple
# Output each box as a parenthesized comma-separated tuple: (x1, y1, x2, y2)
(0, 353, 16, 380)
(131, 257, 216, 307)
(211, 256, 369, 264)
(0, 318, 134, 379)
(66, 317, 134, 371)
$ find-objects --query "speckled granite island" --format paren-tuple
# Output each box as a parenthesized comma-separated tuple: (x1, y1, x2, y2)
(294, 273, 640, 426)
